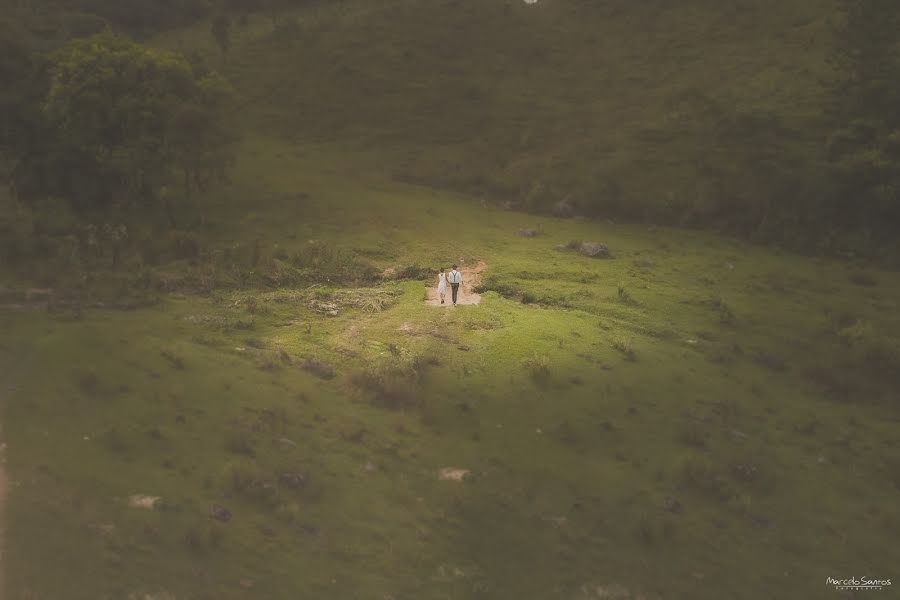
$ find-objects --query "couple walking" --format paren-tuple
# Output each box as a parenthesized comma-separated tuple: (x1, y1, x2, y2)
(437, 265, 463, 305)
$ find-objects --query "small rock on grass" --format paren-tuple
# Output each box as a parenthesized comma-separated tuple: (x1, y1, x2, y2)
(663, 496, 683, 514)
(128, 495, 161, 510)
(438, 467, 471, 481)
(210, 505, 232, 522)
(276, 437, 297, 450)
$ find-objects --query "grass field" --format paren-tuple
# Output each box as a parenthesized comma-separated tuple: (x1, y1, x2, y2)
(2, 1, 900, 598)
(3, 136, 900, 599)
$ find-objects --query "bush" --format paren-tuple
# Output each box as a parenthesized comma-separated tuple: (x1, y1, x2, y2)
(350, 358, 434, 409)
(612, 339, 637, 361)
(523, 355, 551, 385)
(838, 321, 900, 377)
(225, 430, 255, 456)
(676, 453, 732, 501)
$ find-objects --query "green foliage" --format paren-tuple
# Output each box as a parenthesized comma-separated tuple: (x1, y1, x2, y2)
(825, 0, 900, 250)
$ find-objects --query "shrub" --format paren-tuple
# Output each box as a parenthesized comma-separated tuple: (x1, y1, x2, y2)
(677, 421, 708, 449)
(350, 364, 423, 410)
(160, 348, 185, 369)
(676, 453, 732, 501)
(301, 357, 335, 379)
(225, 430, 255, 456)
(523, 355, 551, 384)
(612, 339, 637, 361)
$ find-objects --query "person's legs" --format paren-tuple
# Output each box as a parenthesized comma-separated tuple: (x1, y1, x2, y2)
(451, 283, 459, 304)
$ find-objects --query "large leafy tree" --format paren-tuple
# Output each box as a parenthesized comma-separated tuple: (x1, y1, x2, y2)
(37, 31, 233, 219)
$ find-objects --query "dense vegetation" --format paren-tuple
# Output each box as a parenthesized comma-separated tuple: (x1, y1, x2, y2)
(1, 2, 899, 599)
(1, 0, 900, 266)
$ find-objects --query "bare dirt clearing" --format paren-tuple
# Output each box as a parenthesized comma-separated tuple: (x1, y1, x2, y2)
(424, 261, 485, 306)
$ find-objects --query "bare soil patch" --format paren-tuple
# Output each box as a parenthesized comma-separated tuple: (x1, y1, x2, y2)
(424, 261, 485, 306)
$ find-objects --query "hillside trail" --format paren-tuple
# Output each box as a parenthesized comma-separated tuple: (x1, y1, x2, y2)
(424, 261, 485, 306)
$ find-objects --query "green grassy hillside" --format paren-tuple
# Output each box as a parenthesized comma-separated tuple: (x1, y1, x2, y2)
(3, 135, 900, 599)
(2, 1, 900, 599)
(175, 0, 838, 233)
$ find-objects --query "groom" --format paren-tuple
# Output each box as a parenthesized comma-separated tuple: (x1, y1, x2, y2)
(448, 265, 462, 305)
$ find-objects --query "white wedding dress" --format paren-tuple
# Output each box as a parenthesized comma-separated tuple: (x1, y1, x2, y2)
(437, 272, 447, 298)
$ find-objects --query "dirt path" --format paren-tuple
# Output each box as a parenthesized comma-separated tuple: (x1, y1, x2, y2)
(424, 261, 485, 306)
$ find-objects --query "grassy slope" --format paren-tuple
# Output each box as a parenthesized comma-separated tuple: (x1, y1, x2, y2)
(3, 136, 900, 599)
(4, 2, 900, 599)
(193, 0, 837, 215)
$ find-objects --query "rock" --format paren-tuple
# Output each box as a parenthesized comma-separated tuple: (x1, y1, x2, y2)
(438, 467, 471, 481)
(518, 228, 542, 238)
(577, 242, 610, 258)
(301, 357, 334, 379)
(239, 579, 254, 589)
(457, 344, 470, 351)
(588, 583, 631, 598)
(663, 496, 683, 514)
(635, 259, 656, 268)
(279, 471, 307, 488)
(128, 495, 161, 510)
(275, 437, 297, 450)
(209, 505, 232, 522)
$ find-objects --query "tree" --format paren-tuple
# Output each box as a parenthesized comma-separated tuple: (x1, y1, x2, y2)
(37, 32, 235, 221)
(211, 14, 232, 56)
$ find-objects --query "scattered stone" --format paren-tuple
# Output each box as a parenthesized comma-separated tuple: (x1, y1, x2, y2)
(635, 259, 656, 268)
(239, 578, 254, 589)
(175, 414, 186, 424)
(209, 505, 232, 522)
(301, 357, 335, 379)
(310, 300, 340, 315)
(457, 344, 470, 352)
(279, 471, 307, 488)
(364, 461, 377, 473)
(663, 496, 683, 514)
(438, 467, 471, 481)
(518, 228, 542, 238)
(817, 455, 827, 465)
(275, 437, 297, 450)
(732, 464, 759, 481)
(585, 583, 631, 598)
(128, 495, 161, 510)
(577, 242, 610, 258)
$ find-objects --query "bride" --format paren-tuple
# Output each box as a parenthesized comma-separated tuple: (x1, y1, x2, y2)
(437, 267, 448, 304)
